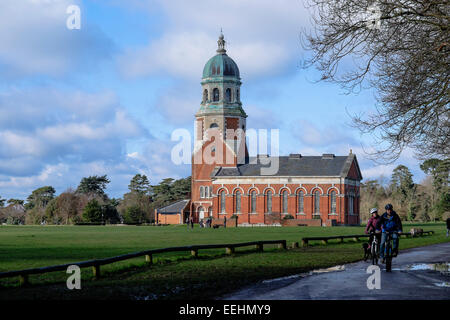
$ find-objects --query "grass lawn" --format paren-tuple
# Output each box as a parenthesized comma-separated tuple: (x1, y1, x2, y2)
(0, 223, 448, 299)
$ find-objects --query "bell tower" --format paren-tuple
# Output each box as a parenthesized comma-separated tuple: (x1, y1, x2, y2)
(194, 32, 247, 163)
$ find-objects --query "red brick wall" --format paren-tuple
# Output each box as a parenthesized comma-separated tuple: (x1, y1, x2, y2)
(281, 219, 322, 227)
(158, 213, 181, 224)
(209, 182, 360, 226)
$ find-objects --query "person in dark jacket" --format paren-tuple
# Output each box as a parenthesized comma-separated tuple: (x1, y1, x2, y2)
(365, 208, 381, 249)
(376, 204, 403, 262)
(446, 217, 450, 237)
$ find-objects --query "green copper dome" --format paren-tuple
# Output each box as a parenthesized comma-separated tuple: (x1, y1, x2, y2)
(202, 53, 240, 79)
(202, 33, 240, 79)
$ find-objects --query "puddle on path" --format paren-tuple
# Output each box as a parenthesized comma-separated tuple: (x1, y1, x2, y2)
(433, 282, 450, 288)
(407, 263, 449, 273)
(262, 265, 346, 284)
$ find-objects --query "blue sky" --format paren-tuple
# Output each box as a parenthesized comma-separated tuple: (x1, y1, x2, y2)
(0, 0, 425, 200)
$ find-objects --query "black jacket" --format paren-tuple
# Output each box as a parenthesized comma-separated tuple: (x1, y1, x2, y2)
(375, 211, 403, 233)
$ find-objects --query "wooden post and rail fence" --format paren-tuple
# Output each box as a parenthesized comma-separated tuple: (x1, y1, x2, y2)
(0, 230, 435, 287)
(300, 230, 434, 247)
(0, 240, 287, 286)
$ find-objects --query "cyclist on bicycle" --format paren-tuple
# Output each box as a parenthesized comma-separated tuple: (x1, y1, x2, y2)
(365, 208, 381, 250)
(376, 204, 403, 263)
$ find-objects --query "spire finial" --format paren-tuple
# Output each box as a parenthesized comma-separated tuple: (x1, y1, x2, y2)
(217, 29, 226, 54)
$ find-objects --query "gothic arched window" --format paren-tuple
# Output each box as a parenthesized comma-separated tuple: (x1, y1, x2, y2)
(225, 88, 231, 102)
(297, 191, 304, 213)
(314, 190, 320, 213)
(330, 190, 337, 213)
(235, 190, 241, 213)
(213, 88, 219, 102)
(282, 190, 288, 213)
(250, 190, 257, 213)
(220, 190, 226, 213)
(203, 89, 208, 103)
(266, 190, 272, 213)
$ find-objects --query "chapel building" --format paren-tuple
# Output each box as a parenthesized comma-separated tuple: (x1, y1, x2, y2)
(156, 34, 362, 226)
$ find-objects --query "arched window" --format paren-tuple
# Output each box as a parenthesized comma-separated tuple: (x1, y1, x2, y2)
(250, 190, 257, 213)
(266, 190, 272, 213)
(203, 89, 208, 103)
(235, 190, 241, 213)
(220, 190, 226, 213)
(282, 190, 288, 213)
(225, 88, 231, 102)
(330, 190, 337, 213)
(213, 88, 219, 102)
(200, 186, 205, 198)
(314, 190, 320, 213)
(297, 191, 304, 213)
(210, 123, 219, 128)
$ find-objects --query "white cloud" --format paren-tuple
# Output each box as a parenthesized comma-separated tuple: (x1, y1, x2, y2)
(0, 87, 147, 177)
(118, 0, 309, 80)
(0, 0, 114, 78)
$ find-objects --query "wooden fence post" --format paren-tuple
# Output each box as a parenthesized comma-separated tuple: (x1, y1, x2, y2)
(256, 242, 263, 252)
(353, 237, 359, 242)
(225, 247, 235, 255)
(278, 240, 287, 249)
(338, 237, 344, 243)
(145, 254, 153, 264)
(191, 249, 198, 258)
(291, 242, 299, 249)
(92, 265, 101, 279)
(19, 274, 29, 286)
(302, 239, 308, 247)
(321, 239, 328, 245)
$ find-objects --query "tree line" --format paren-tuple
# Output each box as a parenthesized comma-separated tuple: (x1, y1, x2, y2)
(1, 158, 447, 225)
(360, 159, 449, 223)
(0, 175, 190, 225)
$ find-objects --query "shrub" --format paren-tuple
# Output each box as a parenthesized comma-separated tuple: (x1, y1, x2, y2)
(283, 214, 294, 220)
(123, 205, 146, 224)
(82, 199, 103, 223)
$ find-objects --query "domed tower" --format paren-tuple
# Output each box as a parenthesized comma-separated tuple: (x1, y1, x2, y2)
(194, 33, 247, 160)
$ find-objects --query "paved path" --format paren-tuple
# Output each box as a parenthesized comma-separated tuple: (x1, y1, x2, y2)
(223, 242, 450, 300)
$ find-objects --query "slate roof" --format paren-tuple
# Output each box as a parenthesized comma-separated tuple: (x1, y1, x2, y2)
(212, 154, 362, 179)
(157, 199, 190, 214)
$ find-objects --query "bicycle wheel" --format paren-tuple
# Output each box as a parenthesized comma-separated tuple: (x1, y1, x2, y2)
(371, 245, 378, 265)
(385, 244, 392, 272)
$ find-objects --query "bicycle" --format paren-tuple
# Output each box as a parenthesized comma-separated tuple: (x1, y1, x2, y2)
(363, 232, 379, 265)
(370, 232, 379, 265)
(383, 231, 398, 272)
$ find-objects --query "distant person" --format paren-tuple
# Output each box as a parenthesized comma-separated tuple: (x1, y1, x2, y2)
(190, 217, 194, 229)
(365, 208, 381, 250)
(376, 204, 403, 263)
(224, 216, 227, 228)
(446, 217, 450, 237)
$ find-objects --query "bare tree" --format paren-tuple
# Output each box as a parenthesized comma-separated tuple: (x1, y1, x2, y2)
(302, 0, 449, 162)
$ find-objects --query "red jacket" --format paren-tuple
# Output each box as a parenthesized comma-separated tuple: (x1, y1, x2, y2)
(365, 215, 381, 233)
